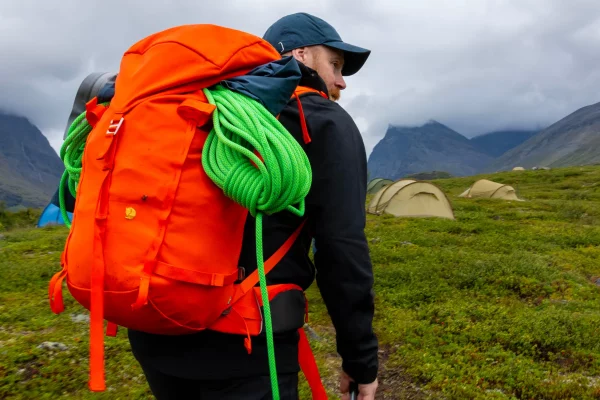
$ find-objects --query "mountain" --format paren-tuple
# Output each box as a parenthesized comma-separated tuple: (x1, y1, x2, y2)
(0, 112, 64, 208)
(488, 101, 600, 171)
(367, 121, 494, 180)
(470, 130, 539, 157)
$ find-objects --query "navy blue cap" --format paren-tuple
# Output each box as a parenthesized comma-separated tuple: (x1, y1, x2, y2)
(263, 12, 371, 76)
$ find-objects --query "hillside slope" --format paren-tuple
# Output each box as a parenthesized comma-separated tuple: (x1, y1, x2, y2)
(367, 121, 494, 180)
(0, 112, 63, 207)
(488, 101, 600, 171)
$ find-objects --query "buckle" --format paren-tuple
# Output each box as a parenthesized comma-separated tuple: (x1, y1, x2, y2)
(106, 117, 124, 136)
(237, 267, 246, 281)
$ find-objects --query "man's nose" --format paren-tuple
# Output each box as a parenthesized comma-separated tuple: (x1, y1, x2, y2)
(336, 75, 346, 90)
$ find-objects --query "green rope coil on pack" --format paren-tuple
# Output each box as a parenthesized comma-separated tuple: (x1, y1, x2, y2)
(202, 85, 311, 399)
(58, 105, 107, 228)
(58, 85, 312, 400)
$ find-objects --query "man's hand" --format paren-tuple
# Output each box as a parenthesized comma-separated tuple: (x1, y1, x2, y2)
(340, 370, 378, 400)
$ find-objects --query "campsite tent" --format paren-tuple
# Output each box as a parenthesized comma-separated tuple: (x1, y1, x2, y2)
(367, 178, 394, 194)
(459, 179, 522, 201)
(512, 166, 525, 171)
(367, 180, 455, 219)
(37, 203, 72, 227)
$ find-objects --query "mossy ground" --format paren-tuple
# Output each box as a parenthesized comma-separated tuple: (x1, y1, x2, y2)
(1, 165, 600, 399)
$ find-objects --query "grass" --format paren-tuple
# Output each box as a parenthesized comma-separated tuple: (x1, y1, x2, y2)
(1, 165, 600, 399)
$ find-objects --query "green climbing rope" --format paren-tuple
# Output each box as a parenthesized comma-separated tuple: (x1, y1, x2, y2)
(58, 105, 107, 228)
(58, 85, 312, 400)
(202, 85, 311, 400)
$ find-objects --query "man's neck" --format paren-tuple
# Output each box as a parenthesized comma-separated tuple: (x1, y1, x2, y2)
(296, 62, 329, 97)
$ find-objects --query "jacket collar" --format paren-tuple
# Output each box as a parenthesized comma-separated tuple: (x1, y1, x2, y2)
(297, 62, 329, 97)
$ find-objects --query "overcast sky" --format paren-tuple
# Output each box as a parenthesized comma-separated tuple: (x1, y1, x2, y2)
(2, 0, 600, 157)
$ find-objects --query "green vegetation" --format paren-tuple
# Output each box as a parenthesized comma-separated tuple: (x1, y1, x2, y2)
(0, 202, 40, 232)
(1, 166, 600, 399)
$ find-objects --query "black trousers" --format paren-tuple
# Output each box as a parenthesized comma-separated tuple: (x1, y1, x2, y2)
(139, 362, 299, 400)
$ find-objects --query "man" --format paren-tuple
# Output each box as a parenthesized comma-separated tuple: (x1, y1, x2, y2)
(54, 12, 378, 400)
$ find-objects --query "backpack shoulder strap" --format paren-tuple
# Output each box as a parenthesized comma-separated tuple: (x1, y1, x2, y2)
(232, 219, 306, 304)
(294, 86, 328, 99)
(291, 86, 328, 145)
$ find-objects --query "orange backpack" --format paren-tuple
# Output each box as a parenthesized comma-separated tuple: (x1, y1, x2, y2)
(48, 24, 327, 398)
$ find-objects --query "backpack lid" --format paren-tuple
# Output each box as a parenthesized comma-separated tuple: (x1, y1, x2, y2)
(110, 24, 283, 111)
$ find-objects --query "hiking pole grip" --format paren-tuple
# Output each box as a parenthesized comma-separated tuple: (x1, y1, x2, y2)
(349, 381, 359, 400)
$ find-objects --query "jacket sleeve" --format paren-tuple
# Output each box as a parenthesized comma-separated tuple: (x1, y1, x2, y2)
(304, 101, 379, 384)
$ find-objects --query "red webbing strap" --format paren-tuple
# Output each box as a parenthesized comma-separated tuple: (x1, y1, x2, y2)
(90, 204, 107, 391)
(89, 115, 121, 392)
(298, 327, 328, 400)
(291, 86, 328, 145)
(106, 322, 118, 337)
(153, 262, 240, 286)
(293, 92, 312, 145)
(131, 261, 155, 311)
(233, 220, 306, 304)
(85, 97, 108, 128)
(48, 266, 67, 314)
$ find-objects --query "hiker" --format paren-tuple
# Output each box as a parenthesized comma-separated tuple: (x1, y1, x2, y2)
(126, 13, 378, 400)
(49, 16, 378, 400)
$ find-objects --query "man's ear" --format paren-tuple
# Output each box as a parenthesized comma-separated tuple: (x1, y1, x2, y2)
(290, 47, 308, 63)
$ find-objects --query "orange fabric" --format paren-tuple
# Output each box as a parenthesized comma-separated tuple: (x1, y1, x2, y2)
(299, 327, 328, 400)
(48, 266, 67, 314)
(50, 24, 288, 392)
(106, 322, 118, 337)
(294, 86, 328, 99)
(154, 261, 240, 286)
(85, 97, 108, 128)
(131, 261, 154, 311)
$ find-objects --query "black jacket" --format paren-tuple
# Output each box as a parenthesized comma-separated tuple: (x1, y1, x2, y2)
(58, 63, 378, 384)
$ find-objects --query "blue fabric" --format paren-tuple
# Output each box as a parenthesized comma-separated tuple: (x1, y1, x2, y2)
(221, 56, 302, 117)
(37, 203, 72, 227)
(97, 81, 115, 103)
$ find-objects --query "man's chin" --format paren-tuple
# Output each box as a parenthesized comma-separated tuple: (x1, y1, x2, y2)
(329, 90, 341, 102)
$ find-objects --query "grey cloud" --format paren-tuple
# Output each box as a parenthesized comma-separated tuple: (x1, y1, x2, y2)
(1, 0, 600, 158)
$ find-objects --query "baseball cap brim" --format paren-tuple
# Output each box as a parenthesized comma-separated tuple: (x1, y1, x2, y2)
(324, 41, 371, 76)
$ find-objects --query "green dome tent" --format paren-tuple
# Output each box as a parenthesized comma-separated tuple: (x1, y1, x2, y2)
(367, 179, 455, 220)
(367, 178, 393, 194)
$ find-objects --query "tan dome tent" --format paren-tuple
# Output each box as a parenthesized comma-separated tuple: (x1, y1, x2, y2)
(367, 178, 393, 194)
(459, 179, 522, 201)
(367, 180, 455, 219)
(512, 166, 525, 171)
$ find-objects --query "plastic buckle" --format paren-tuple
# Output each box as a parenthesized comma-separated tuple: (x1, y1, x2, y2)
(238, 267, 246, 281)
(106, 117, 124, 136)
